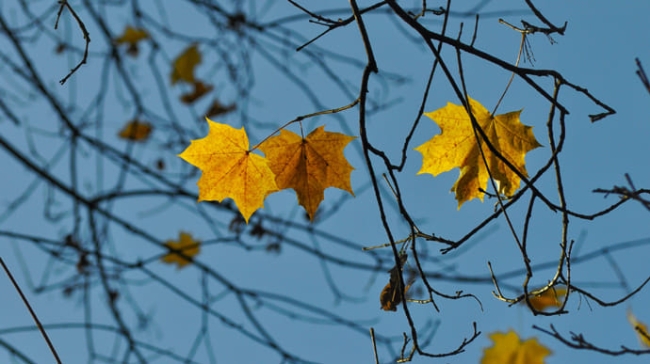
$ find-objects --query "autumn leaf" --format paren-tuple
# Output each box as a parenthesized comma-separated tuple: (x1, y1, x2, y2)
(180, 81, 214, 104)
(416, 97, 541, 207)
(205, 99, 236, 118)
(627, 310, 650, 348)
(380, 280, 412, 311)
(115, 26, 149, 57)
(526, 286, 567, 311)
(118, 120, 152, 141)
(178, 117, 278, 222)
(380, 252, 410, 311)
(115, 26, 150, 44)
(161, 232, 200, 269)
(171, 44, 201, 85)
(481, 330, 551, 364)
(258, 126, 355, 221)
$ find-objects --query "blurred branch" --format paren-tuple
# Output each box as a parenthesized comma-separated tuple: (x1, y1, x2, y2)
(637, 58, 650, 95)
(0, 258, 62, 364)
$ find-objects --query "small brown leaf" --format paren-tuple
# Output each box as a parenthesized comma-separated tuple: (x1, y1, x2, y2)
(180, 81, 214, 104)
(205, 99, 236, 118)
(525, 286, 567, 311)
(118, 120, 153, 141)
(171, 44, 201, 85)
(115, 26, 150, 57)
(380, 280, 412, 311)
(380, 252, 411, 311)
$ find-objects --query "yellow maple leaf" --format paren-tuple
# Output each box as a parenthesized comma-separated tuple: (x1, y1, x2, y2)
(161, 232, 200, 269)
(416, 97, 541, 207)
(171, 44, 201, 85)
(627, 310, 650, 348)
(114, 26, 149, 57)
(118, 120, 152, 141)
(178, 118, 278, 222)
(526, 286, 567, 311)
(481, 330, 551, 364)
(258, 126, 355, 221)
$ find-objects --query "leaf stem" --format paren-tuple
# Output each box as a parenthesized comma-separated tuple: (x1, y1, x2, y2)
(250, 98, 359, 152)
(491, 21, 527, 116)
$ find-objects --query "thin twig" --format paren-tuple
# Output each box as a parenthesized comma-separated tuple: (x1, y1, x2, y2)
(55, 1, 91, 85)
(369, 328, 380, 364)
(637, 58, 650, 94)
(0, 257, 62, 364)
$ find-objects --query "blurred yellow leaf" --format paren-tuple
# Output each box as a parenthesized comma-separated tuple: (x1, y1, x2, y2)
(526, 286, 567, 311)
(171, 44, 201, 85)
(115, 26, 149, 57)
(481, 330, 551, 364)
(118, 120, 152, 141)
(180, 81, 214, 104)
(627, 310, 650, 348)
(161, 232, 201, 269)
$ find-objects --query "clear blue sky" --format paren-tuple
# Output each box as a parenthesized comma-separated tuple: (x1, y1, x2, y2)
(1, 1, 650, 363)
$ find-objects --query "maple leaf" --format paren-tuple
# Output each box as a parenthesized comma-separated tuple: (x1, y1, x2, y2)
(258, 126, 355, 221)
(481, 330, 551, 364)
(171, 44, 201, 85)
(525, 286, 567, 311)
(416, 97, 541, 207)
(627, 310, 650, 348)
(178, 118, 278, 222)
(180, 81, 214, 104)
(379, 252, 410, 311)
(118, 120, 152, 141)
(161, 232, 200, 269)
(114, 26, 149, 57)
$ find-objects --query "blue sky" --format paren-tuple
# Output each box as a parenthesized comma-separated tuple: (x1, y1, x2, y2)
(1, 1, 650, 363)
